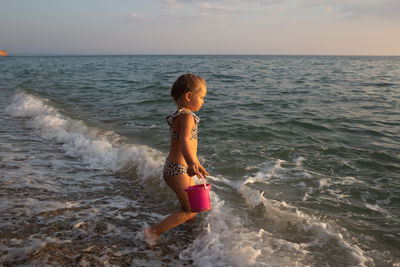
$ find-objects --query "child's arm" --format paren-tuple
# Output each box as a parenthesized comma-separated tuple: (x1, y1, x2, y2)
(178, 113, 208, 178)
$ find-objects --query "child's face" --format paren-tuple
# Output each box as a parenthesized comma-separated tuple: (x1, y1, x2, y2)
(190, 82, 207, 112)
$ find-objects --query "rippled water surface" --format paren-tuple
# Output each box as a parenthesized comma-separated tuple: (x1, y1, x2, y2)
(1, 55, 399, 266)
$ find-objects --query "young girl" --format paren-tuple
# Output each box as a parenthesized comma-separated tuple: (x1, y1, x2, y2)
(144, 73, 209, 245)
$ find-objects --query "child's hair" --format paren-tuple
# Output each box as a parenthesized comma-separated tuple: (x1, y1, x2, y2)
(171, 74, 205, 104)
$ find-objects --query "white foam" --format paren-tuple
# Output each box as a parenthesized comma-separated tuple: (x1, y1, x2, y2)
(295, 156, 305, 167)
(6, 92, 165, 187)
(1, 163, 59, 192)
(195, 160, 373, 266)
(326, 189, 350, 200)
(302, 192, 310, 202)
(73, 221, 86, 229)
(237, 169, 374, 267)
(341, 176, 361, 185)
(318, 177, 330, 189)
(180, 191, 312, 266)
(297, 182, 306, 187)
(365, 203, 391, 217)
(243, 159, 316, 188)
(0, 197, 79, 218)
(0, 236, 72, 262)
(183, 160, 373, 265)
(180, 193, 261, 266)
(376, 197, 391, 205)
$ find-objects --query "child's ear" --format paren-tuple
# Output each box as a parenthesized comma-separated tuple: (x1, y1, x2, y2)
(184, 91, 192, 102)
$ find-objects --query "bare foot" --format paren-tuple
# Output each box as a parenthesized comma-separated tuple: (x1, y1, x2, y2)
(143, 228, 159, 248)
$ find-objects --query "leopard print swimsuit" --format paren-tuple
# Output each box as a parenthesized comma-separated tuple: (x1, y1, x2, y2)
(167, 109, 200, 140)
(163, 109, 200, 181)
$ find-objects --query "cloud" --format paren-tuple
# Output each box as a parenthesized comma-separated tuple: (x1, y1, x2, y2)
(339, 0, 400, 20)
(163, 0, 400, 20)
(298, 0, 400, 20)
(196, 2, 238, 17)
(125, 12, 144, 22)
(325, 5, 332, 14)
(161, 0, 400, 24)
(165, 0, 283, 5)
(164, 0, 183, 8)
(129, 12, 139, 18)
(162, 0, 282, 20)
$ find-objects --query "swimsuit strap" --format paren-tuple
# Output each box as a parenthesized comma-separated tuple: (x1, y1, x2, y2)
(166, 108, 200, 127)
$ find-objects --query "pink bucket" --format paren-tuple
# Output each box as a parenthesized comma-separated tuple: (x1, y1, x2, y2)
(185, 175, 211, 212)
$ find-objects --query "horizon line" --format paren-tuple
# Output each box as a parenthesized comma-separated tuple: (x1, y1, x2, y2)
(3, 53, 400, 57)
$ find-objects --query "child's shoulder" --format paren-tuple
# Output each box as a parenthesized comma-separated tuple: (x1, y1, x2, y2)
(167, 109, 191, 125)
(167, 109, 199, 126)
(182, 111, 200, 125)
(177, 110, 195, 123)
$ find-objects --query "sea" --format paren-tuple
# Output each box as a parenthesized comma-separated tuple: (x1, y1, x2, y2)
(0, 55, 399, 267)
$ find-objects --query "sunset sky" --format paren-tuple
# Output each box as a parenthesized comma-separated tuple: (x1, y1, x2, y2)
(1, 0, 399, 55)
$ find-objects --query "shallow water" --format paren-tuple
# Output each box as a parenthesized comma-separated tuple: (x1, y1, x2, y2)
(1, 55, 399, 266)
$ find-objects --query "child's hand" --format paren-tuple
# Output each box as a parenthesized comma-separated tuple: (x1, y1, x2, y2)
(198, 164, 209, 178)
(187, 163, 209, 178)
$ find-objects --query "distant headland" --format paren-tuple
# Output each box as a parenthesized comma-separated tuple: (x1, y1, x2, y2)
(0, 50, 8, 56)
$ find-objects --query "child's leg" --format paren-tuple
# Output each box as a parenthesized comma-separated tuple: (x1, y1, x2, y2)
(144, 174, 196, 244)
(165, 173, 196, 212)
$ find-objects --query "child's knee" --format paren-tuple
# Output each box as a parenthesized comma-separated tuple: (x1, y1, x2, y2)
(181, 201, 192, 212)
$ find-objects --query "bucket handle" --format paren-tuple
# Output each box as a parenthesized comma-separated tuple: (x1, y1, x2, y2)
(198, 173, 207, 189)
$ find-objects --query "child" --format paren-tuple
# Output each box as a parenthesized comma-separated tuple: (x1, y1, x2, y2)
(144, 73, 209, 246)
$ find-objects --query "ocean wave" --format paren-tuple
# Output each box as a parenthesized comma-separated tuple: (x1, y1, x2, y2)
(181, 158, 374, 266)
(237, 161, 373, 266)
(5, 92, 165, 189)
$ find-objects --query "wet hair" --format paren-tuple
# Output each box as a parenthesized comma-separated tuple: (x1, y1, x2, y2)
(171, 74, 205, 104)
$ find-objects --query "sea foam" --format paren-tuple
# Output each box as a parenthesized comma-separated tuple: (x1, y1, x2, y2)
(6, 92, 165, 188)
(237, 160, 373, 267)
(187, 158, 374, 266)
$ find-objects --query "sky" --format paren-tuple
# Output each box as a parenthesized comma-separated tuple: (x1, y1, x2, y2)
(0, 0, 399, 55)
